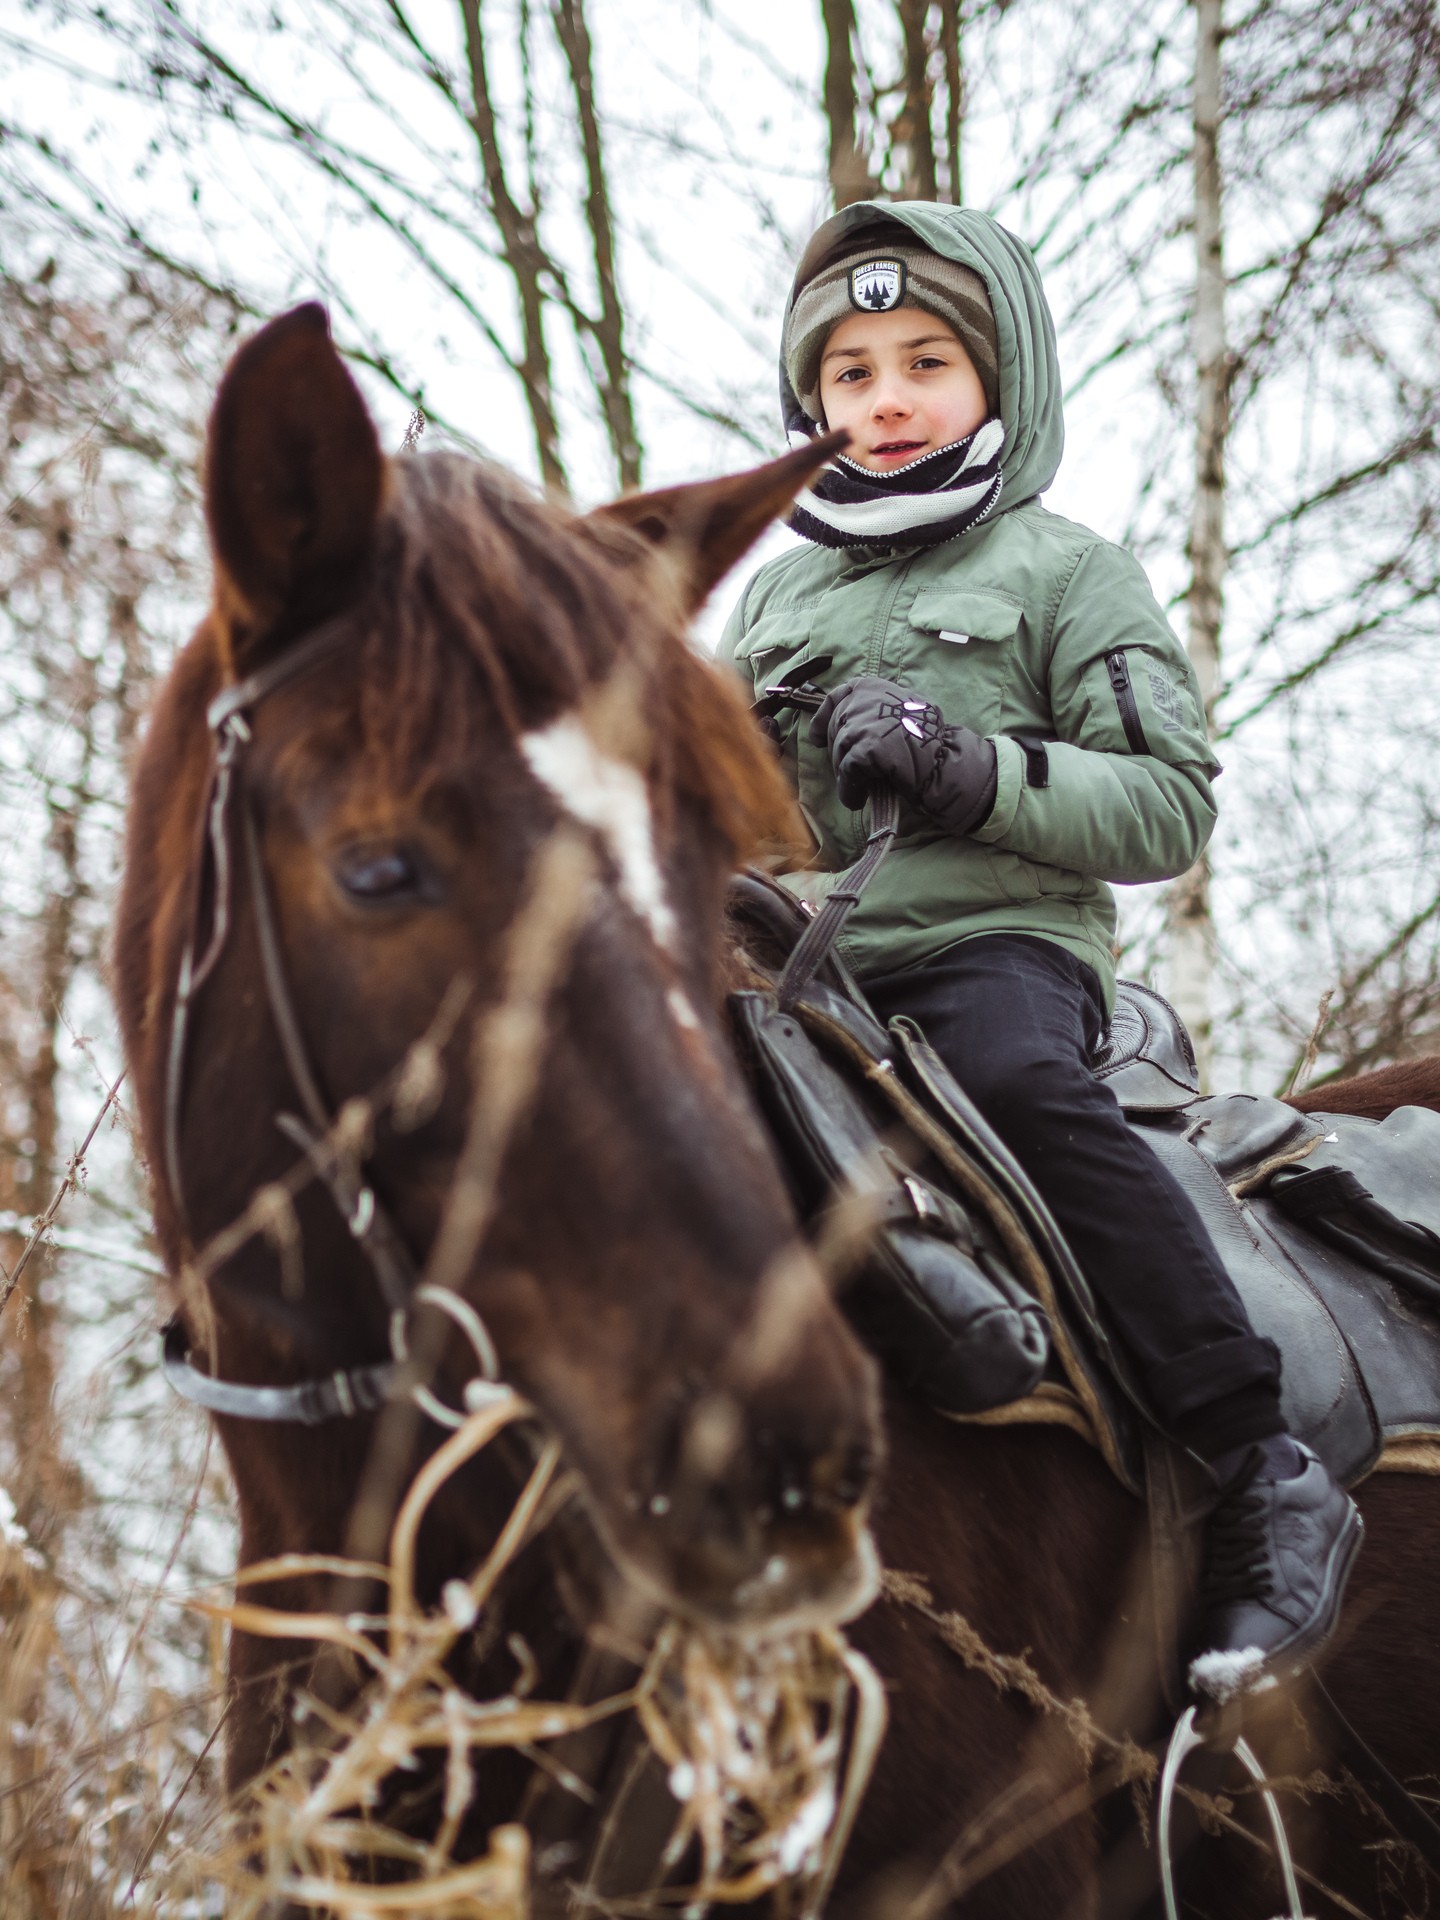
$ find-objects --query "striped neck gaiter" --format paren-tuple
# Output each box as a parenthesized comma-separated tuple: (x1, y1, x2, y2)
(787, 417, 1004, 551)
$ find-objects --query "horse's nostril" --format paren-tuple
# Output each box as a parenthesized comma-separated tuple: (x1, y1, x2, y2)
(830, 1439, 878, 1511)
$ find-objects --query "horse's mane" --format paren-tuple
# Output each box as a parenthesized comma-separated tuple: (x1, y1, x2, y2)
(352, 450, 799, 862)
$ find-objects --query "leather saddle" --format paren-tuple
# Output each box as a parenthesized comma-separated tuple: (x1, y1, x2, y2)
(728, 872, 1440, 1494)
(1098, 981, 1440, 1486)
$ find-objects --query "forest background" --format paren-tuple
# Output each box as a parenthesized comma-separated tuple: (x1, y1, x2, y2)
(0, 0, 1438, 1909)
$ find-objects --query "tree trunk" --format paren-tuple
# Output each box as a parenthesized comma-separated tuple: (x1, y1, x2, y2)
(1170, 0, 1228, 1089)
(939, 0, 964, 204)
(895, 0, 938, 200)
(1, 710, 95, 1545)
(820, 0, 875, 208)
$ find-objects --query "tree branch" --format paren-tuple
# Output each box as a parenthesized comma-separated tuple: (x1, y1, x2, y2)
(552, 0, 642, 487)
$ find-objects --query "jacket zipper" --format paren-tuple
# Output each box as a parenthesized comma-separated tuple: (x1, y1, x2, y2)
(1105, 651, 1147, 754)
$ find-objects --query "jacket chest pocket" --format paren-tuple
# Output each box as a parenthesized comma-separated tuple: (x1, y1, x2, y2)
(732, 608, 839, 836)
(733, 607, 817, 692)
(894, 585, 1024, 736)
(732, 607, 822, 755)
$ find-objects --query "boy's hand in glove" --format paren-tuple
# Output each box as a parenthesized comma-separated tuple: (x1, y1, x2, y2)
(809, 676, 998, 835)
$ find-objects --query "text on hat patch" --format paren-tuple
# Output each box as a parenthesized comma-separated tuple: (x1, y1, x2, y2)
(848, 259, 907, 312)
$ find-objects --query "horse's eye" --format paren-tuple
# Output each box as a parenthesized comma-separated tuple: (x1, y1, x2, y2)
(334, 846, 421, 902)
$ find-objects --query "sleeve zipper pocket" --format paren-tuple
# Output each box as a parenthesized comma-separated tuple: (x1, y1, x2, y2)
(1105, 651, 1147, 754)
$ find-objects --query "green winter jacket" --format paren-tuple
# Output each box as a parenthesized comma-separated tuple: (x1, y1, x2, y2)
(717, 201, 1220, 1010)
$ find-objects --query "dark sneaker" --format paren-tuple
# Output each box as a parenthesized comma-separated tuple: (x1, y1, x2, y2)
(1188, 1441, 1363, 1704)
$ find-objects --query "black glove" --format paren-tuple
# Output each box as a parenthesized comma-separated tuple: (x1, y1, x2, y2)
(809, 676, 998, 835)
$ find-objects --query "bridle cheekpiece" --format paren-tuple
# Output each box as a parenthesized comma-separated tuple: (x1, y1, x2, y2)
(160, 612, 504, 1429)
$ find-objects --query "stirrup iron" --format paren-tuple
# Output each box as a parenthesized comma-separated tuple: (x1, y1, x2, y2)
(1157, 1704, 1307, 1920)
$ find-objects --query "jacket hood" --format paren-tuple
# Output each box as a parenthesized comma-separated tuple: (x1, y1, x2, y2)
(780, 202, 1064, 508)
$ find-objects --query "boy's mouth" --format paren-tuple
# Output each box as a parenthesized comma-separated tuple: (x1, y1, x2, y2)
(869, 439, 927, 462)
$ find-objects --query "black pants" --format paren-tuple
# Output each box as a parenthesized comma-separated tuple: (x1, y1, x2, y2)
(862, 935, 1284, 1458)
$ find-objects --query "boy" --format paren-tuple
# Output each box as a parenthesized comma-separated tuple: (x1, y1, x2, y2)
(719, 202, 1361, 1702)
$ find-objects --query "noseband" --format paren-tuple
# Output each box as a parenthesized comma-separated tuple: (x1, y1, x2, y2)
(160, 613, 500, 1428)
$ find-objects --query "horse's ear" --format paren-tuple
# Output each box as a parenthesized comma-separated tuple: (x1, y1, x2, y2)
(588, 432, 847, 613)
(205, 302, 384, 660)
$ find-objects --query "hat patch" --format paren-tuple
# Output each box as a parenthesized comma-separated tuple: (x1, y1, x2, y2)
(848, 258, 907, 313)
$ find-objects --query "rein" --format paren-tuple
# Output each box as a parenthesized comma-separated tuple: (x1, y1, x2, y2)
(160, 613, 498, 1429)
(750, 671, 900, 1008)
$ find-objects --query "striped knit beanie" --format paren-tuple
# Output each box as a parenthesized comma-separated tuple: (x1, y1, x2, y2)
(785, 243, 1000, 425)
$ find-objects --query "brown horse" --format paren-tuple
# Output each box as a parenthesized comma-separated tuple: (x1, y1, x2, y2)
(116, 306, 1438, 1917)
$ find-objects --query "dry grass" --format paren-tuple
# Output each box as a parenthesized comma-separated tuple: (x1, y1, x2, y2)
(188, 1390, 881, 1918)
(0, 1397, 233, 1919)
(0, 1370, 880, 1919)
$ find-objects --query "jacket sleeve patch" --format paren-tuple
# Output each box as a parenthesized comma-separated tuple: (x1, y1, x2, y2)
(1145, 661, 1191, 734)
(1082, 646, 1218, 772)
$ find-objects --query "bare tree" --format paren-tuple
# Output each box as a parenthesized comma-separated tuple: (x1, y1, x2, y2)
(992, 0, 1440, 1088)
(0, 232, 237, 1913)
(1169, 0, 1228, 1088)
(821, 0, 876, 207)
(939, 0, 965, 205)
(553, 0, 641, 487)
(0, 251, 218, 1542)
(818, 0, 981, 211)
(3, 0, 643, 496)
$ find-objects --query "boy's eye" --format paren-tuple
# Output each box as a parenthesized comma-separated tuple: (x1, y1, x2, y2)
(834, 366, 870, 384)
(912, 354, 947, 370)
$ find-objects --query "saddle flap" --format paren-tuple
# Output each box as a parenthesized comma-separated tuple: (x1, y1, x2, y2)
(728, 990, 885, 1216)
(884, 1015, 1146, 1490)
(1128, 1121, 1382, 1486)
(1120, 1092, 1440, 1485)
(728, 989, 1051, 1415)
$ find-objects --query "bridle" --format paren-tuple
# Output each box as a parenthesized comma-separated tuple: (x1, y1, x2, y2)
(160, 631, 888, 1427)
(160, 611, 501, 1428)
(156, 616, 671, 1872)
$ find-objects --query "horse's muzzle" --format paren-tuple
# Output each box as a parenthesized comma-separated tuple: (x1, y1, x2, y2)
(601, 1395, 884, 1635)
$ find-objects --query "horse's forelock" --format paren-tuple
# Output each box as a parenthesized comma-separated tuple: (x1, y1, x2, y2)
(363, 452, 801, 864)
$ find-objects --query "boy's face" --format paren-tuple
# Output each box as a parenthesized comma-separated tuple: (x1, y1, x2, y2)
(818, 308, 990, 470)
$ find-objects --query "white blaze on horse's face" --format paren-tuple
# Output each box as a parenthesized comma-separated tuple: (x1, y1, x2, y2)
(521, 715, 697, 1009)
